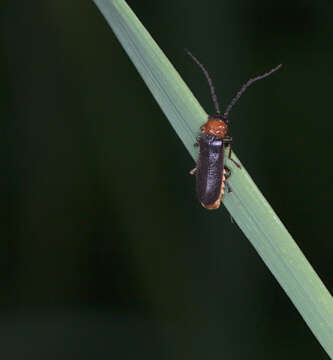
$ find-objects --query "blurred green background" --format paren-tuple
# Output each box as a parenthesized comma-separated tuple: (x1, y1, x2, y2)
(0, 0, 331, 359)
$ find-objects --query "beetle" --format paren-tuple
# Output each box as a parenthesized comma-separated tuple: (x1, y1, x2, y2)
(186, 49, 282, 209)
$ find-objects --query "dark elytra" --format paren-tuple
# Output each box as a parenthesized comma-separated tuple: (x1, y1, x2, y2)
(196, 133, 227, 207)
(186, 49, 282, 209)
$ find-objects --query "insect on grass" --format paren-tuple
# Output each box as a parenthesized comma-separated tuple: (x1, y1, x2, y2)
(186, 49, 282, 210)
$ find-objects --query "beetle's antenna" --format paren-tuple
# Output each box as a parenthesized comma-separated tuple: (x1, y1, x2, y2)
(223, 64, 282, 118)
(185, 49, 221, 115)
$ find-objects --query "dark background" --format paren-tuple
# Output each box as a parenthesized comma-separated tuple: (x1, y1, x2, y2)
(0, 0, 332, 359)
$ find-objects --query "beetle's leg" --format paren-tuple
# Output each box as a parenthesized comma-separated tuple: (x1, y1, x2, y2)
(224, 164, 234, 222)
(224, 166, 231, 179)
(227, 146, 241, 168)
(190, 167, 197, 175)
(194, 135, 201, 147)
(225, 180, 232, 193)
(224, 167, 233, 193)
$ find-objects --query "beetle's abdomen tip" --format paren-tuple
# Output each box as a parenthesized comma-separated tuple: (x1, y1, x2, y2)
(201, 201, 221, 210)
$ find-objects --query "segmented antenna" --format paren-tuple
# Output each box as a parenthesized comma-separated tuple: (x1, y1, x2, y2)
(223, 64, 282, 118)
(185, 49, 221, 115)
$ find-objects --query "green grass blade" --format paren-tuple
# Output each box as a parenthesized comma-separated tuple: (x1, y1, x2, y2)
(93, 0, 333, 356)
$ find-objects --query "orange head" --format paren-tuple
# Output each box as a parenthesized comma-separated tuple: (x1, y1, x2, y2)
(200, 116, 228, 137)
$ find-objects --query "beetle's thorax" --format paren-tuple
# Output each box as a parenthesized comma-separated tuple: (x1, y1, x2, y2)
(200, 115, 228, 138)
